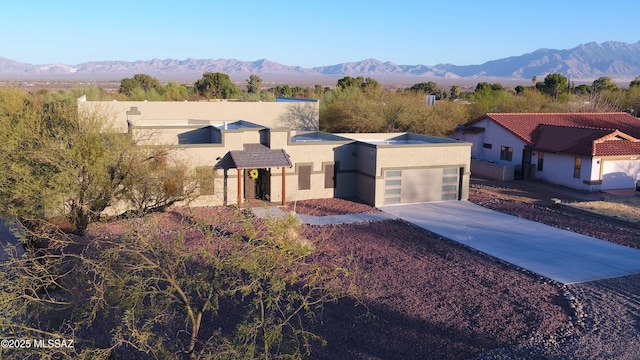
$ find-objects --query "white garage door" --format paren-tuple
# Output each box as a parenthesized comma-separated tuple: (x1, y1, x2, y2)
(601, 160, 639, 190)
(384, 168, 459, 205)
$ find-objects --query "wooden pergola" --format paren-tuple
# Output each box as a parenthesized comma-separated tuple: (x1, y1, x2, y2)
(236, 166, 287, 207)
(226, 144, 292, 207)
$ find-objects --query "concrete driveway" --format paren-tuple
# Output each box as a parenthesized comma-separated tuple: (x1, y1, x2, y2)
(380, 201, 640, 284)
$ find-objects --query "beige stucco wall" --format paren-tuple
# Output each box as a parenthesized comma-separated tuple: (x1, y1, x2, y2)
(168, 132, 472, 207)
(78, 99, 319, 133)
(279, 141, 353, 203)
(82, 99, 471, 209)
(366, 142, 472, 206)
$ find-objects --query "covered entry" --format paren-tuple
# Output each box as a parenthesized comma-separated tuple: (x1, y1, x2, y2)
(383, 167, 461, 205)
(216, 144, 292, 206)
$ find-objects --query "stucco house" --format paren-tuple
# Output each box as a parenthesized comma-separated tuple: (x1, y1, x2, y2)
(79, 97, 471, 207)
(453, 112, 640, 191)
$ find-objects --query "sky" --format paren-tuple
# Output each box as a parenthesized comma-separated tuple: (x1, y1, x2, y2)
(2, 0, 639, 68)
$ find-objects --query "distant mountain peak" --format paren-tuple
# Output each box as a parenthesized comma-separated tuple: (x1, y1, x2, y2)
(1, 41, 639, 82)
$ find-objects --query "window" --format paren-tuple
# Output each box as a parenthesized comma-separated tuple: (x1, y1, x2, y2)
(298, 165, 311, 190)
(483, 143, 492, 149)
(500, 146, 513, 161)
(537, 152, 544, 172)
(574, 158, 581, 179)
(324, 163, 336, 189)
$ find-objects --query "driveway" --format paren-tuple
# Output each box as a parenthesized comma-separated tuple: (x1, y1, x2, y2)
(380, 201, 640, 284)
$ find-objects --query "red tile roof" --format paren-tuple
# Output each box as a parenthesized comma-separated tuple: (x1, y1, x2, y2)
(595, 140, 640, 156)
(467, 113, 640, 156)
(532, 125, 613, 155)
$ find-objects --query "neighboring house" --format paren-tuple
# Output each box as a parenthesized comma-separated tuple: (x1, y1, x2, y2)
(79, 97, 471, 207)
(453, 112, 640, 191)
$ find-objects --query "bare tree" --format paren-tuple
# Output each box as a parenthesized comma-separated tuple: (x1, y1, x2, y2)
(0, 206, 355, 359)
(279, 103, 320, 131)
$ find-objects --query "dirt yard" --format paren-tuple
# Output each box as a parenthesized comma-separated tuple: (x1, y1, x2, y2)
(282, 197, 379, 216)
(291, 180, 640, 359)
(5, 178, 638, 359)
(467, 180, 640, 359)
(570, 197, 640, 223)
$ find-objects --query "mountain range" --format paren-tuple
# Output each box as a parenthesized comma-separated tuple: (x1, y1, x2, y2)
(1, 41, 639, 84)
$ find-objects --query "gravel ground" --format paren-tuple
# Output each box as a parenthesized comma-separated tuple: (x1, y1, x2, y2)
(10, 179, 638, 359)
(305, 220, 570, 360)
(283, 197, 379, 216)
(467, 181, 640, 359)
(290, 182, 640, 359)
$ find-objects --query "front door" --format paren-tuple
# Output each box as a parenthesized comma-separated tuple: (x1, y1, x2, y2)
(244, 169, 257, 200)
(257, 169, 271, 201)
(521, 149, 532, 179)
(244, 169, 271, 201)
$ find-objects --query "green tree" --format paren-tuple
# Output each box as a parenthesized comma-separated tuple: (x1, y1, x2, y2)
(270, 84, 293, 98)
(542, 73, 568, 100)
(490, 83, 505, 92)
(195, 72, 241, 99)
(630, 76, 640, 88)
(246, 74, 263, 94)
(0, 90, 195, 237)
(119, 74, 163, 97)
(314, 84, 324, 98)
(118, 77, 138, 97)
(592, 76, 619, 93)
(450, 85, 461, 99)
(336, 76, 380, 92)
(320, 87, 467, 135)
(164, 81, 194, 101)
(0, 90, 74, 235)
(474, 82, 492, 92)
(410, 82, 447, 99)
(574, 84, 591, 95)
(621, 84, 640, 116)
(502, 88, 549, 113)
(133, 73, 162, 91)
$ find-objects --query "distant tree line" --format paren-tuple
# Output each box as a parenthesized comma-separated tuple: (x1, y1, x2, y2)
(115, 72, 327, 102)
(92, 71, 640, 137)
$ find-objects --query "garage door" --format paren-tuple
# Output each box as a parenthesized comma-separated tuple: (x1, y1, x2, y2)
(384, 168, 459, 205)
(601, 160, 638, 190)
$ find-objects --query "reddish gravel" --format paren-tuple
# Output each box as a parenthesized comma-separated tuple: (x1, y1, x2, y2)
(467, 181, 640, 359)
(288, 183, 640, 359)
(83, 180, 640, 359)
(282, 197, 379, 216)
(306, 220, 571, 360)
(469, 184, 640, 249)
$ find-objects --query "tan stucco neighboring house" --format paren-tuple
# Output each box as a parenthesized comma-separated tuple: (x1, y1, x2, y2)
(81, 97, 471, 208)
